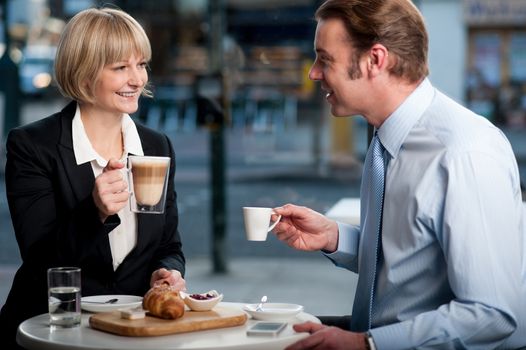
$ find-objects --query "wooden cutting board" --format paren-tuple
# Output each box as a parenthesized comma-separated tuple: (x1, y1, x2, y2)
(89, 305, 248, 337)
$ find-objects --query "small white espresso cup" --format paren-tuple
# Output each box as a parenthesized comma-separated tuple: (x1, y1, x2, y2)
(243, 207, 282, 241)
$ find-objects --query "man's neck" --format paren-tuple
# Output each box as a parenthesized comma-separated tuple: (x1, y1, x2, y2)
(365, 77, 422, 128)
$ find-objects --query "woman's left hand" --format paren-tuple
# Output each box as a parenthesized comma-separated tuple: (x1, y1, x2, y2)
(150, 268, 186, 291)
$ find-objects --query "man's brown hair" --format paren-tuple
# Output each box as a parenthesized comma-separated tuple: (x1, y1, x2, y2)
(315, 0, 429, 82)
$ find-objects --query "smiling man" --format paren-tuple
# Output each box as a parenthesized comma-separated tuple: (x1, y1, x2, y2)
(271, 0, 526, 349)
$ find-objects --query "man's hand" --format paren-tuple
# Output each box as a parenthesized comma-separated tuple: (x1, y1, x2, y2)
(285, 322, 368, 350)
(150, 268, 186, 291)
(92, 158, 129, 222)
(272, 204, 339, 252)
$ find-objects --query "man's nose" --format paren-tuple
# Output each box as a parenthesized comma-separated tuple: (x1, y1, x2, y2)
(308, 63, 322, 81)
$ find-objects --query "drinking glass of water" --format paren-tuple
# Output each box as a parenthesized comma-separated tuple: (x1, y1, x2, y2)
(47, 267, 81, 329)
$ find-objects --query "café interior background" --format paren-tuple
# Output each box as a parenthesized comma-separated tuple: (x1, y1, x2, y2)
(0, 0, 525, 272)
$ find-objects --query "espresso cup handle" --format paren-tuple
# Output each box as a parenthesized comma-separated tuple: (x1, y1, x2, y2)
(267, 214, 282, 232)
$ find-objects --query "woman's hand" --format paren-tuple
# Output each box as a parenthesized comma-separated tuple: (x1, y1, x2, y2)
(272, 204, 339, 252)
(150, 268, 186, 291)
(92, 158, 129, 222)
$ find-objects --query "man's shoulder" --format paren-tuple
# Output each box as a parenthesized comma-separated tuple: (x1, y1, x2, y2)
(398, 90, 518, 177)
(426, 89, 477, 122)
(417, 91, 501, 150)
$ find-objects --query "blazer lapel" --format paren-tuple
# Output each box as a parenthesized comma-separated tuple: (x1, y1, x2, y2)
(55, 102, 113, 267)
(56, 102, 95, 204)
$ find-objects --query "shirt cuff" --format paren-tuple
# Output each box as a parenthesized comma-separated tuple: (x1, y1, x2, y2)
(322, 222, 360, 270)
(367, 332, 377, 350)
(369, 323, 412, 350)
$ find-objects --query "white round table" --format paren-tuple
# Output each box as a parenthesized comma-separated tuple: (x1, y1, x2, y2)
(17, 302, 320, 350)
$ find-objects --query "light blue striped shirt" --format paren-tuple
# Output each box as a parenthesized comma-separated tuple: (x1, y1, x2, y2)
(327, 79, 526, 349)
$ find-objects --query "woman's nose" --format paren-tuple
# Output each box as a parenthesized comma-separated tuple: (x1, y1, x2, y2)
(128, 69, 145, 86)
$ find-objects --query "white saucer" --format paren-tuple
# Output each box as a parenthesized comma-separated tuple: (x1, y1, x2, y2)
(242, 303, 304, 321)
(81, 295, 142, 313)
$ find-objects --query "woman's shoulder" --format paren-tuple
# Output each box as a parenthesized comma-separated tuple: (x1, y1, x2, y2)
(134, 121, 171, 149)
(134, 121, 167, 139)
(8, 101, 75, 142)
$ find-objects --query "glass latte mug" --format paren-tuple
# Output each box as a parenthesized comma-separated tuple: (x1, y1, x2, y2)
(128, 155, 170, 214)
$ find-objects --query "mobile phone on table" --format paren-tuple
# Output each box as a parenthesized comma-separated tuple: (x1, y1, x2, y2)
(246, 321, 287, 337)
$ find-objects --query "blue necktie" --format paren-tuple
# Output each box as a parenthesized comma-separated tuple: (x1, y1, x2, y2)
(350, 132, 386, 332)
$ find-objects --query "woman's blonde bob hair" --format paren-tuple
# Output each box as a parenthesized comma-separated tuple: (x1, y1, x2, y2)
(54, 7, 152, 103)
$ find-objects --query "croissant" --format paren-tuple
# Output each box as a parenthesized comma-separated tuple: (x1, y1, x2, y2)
(143, 284, 185, 319)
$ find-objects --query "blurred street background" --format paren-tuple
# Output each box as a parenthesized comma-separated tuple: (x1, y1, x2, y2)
(1, 0, 526, 316)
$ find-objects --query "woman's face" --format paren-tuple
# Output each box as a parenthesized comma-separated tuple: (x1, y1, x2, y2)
(91, 53, 148, 115)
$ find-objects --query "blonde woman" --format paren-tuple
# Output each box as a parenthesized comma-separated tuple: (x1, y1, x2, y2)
(0, 8, 185, 348)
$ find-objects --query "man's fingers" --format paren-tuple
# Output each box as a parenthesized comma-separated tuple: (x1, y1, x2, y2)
(272, 219, 297, 236)
(275, 230, 296, 243)
(293, 322, 325, 333)
(285, 331, 325, 350)
(273, 204, 296, 217)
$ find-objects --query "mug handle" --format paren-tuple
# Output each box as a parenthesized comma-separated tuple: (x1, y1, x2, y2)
(267, 213, 282, 232)
(124, 167, 133, 196)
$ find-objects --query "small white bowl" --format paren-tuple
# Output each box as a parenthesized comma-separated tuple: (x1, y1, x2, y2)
(243, 303, 303, 321)
(180, 290, 223, 311)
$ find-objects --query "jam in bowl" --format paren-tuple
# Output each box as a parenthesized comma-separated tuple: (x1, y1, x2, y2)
(180, 290, 223, 311)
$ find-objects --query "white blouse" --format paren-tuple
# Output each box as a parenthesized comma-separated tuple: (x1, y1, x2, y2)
(71, 104, 144, 271)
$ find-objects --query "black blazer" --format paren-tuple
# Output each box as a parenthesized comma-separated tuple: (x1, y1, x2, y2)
(0, 101, 185, 345)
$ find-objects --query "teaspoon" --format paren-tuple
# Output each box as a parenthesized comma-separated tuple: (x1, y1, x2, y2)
(255, 295, 267, 311)
(83, 298, 119, 304)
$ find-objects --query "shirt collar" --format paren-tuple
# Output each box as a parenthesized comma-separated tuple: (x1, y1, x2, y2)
(376, 78, 435, 159)
(72, 104, 144, 167)
(122, 114, 144, 157)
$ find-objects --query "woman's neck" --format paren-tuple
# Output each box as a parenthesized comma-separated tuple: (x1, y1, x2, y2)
(79, 104, 124, 161)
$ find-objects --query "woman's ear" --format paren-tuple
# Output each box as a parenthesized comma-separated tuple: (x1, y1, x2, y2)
(83, 79, 96, 102)
(80, 79, 90, 95)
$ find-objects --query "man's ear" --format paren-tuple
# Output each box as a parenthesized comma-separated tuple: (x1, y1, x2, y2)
(367, 43, 389, 77)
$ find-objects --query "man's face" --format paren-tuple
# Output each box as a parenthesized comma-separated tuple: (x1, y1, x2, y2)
(309, 18, 368, 117)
